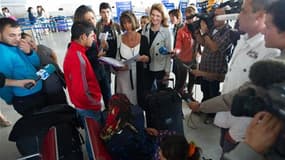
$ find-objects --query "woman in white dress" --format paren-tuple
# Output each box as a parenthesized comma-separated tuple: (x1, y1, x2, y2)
(115, 11, 150, 105)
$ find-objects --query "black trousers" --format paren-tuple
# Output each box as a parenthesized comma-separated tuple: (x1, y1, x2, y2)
(13, 91, 47, 116)
(149, 70, 167, 91)
(200, 78, 221, 102)
(173, 58, 196, 95)
(200, 78, 221, 118)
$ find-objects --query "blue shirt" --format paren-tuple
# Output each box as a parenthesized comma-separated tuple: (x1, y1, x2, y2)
(0, 42, 42, 104)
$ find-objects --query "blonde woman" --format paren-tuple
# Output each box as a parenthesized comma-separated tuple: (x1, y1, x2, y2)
(141, 3, 173, 90)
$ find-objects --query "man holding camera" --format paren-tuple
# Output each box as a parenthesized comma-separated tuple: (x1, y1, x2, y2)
(224, 0, 285, 159)
(191, 8, 233, 124)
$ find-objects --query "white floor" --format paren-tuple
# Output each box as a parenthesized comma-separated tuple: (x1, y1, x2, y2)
(0, 31, 222, 160)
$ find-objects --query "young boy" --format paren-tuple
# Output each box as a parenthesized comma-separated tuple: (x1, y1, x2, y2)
(64, 21, 102, 119)
(63, 21, 103, 159)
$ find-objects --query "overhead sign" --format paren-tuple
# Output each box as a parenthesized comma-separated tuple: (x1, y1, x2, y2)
(179, 1, 188, 18)
(163, 2, 175, 11)
(116, 1, 132, 18)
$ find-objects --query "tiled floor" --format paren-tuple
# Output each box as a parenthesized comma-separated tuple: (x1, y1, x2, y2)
(0, 31, 222, 160)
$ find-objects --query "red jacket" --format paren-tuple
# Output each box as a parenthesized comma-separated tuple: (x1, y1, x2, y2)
(175, 25, 194, 63)
(63, 41, 102, 111)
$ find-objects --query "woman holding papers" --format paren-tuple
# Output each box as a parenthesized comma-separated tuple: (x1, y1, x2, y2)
(115, 10, 150, 106)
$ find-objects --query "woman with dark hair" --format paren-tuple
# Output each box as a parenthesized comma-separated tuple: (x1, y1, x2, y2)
(2, 7, 16, 20)
(159, 135, 202, 160)
(101, 93, 157, 160)
(27, 7, 36, 25)
(115, 10, 150, 106)
(36, 5, 47, 18)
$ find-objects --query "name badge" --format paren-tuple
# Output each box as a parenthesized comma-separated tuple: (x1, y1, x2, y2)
(247, 50, 258, 59)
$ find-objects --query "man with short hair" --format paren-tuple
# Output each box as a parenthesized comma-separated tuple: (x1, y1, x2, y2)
(0, 18, 45, 116)
(64, 21, 102, 122)
(96, 3, 121, 59)
(64, 21, 103, 160)
(224, 0, 285, 159)
(191, 8, 234, 124)
(96, 2, 121, 96)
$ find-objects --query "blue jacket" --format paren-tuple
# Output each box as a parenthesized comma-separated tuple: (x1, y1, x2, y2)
(0, 42, 42, 104)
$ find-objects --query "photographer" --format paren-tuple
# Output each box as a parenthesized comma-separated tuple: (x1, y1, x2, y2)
(224, 0, 285, 159)
(191, 8, 233, 124)
(191, 0, 285, 159)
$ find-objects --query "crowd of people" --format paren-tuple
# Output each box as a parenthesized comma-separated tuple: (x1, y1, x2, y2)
(0, 0, 285, 159)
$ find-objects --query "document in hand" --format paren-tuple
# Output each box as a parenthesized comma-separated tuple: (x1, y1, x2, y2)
(98, 57, 124, 67)
(123, 54, 140, 65)
(99, 32, 109, 41)
(98, 54, 139, 67)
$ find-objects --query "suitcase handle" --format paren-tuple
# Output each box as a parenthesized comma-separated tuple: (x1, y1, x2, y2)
(159, 78, 175, 89)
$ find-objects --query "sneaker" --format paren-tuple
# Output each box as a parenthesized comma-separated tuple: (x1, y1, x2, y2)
(0, 119, 12, 127)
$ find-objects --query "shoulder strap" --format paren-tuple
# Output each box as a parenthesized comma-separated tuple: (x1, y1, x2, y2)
(144, 23, 150, 32)
(116, 35, 122, 60)
(114, 23, 121, 35)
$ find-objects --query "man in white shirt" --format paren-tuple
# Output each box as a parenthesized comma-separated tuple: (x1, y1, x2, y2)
(224, 0, 285, 159)
(189, 0, 280, 158)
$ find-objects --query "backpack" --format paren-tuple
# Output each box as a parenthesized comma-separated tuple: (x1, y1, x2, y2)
(36, 45, 66, 94)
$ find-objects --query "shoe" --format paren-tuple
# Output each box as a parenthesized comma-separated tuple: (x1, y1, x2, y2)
(0, 119, 12, 127)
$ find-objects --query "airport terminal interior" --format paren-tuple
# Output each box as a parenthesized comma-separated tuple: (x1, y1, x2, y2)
(1, 0, 284, 159)
(0, 31, 221, 159)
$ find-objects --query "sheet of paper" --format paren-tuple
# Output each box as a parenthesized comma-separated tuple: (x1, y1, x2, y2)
(98, 57, 124, 67)
(123, 54, 140, 65)
(99, 32, 109, 41)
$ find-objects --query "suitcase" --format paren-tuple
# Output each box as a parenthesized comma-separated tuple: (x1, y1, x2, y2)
(85, 117, 112, 160)
(145, 87, 184, 135)
(41, 127, 57, 160)
(10, 104, 84, 160)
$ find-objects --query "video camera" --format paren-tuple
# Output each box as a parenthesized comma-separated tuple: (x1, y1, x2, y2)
(219, 0, 243, 14)
(187, 12, 215, 34)
(231, 82, 285, 120)
(187, 0, 243, 33)
(231, 81, 285, 157)
(230, 60, 285, 158)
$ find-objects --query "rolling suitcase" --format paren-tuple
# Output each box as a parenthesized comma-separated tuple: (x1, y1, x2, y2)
(145, 85, 184, 135)
(10, 104, 84, 160)
(85, 117, 112, 160)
